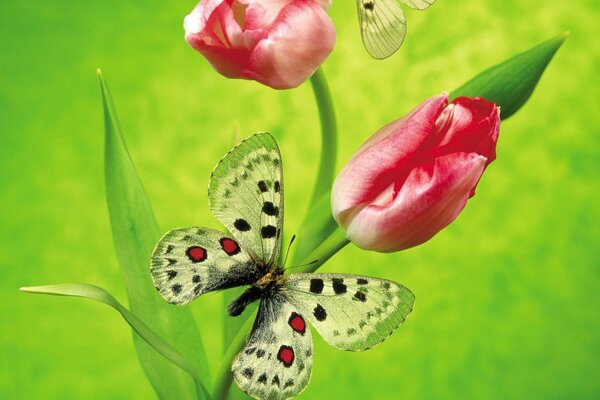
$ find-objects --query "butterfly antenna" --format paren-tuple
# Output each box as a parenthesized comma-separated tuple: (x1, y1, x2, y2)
(284, 259, 319, 272)
(282, 234, 296, 268)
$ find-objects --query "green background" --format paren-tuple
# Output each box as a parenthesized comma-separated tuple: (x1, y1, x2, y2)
(2, 0, 599, 398)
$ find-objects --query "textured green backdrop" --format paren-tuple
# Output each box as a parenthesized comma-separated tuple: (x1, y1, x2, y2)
(2, 0, 599, 398)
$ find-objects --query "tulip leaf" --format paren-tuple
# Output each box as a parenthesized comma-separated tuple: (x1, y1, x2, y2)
(20, 284, 210, 399)
(99, 70, 209, 399)
(451, 32, 568, 119)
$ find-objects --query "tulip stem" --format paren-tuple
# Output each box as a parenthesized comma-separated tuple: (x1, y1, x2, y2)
(298, 226, 350, 273)
(308, 68, 337, 204)
(292, 69, 339, 264)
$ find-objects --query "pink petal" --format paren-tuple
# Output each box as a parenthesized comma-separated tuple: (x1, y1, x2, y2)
(331, 93, 448, 224)
(244, 0, 335, 89)
(344, 152, 487, 252)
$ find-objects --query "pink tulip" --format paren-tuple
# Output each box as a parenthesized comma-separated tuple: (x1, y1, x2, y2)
(331, 93, 500, 252)
(184, 0, 335, 89)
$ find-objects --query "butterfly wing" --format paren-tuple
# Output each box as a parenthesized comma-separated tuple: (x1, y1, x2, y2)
(356, 0, 407, 59)
(399, 0, 436, 10)
(151, 227, 262, 305)
(232, 293, 313, 400)
(209, 133, 284, 267)
(282, 273, 414, 351)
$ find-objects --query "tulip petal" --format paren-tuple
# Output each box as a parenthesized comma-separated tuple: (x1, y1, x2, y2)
(331, 94, 448, 223)
(434, 97, 501, 167)
(244, 0, 335, 89)
(344, 152, 487, 252)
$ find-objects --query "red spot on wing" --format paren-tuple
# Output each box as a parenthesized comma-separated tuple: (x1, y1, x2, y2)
(187, 246, 207, 262)
(220, 238, 240, 255)
(277, 346, 294, 367)
(288, 313, 306, 335)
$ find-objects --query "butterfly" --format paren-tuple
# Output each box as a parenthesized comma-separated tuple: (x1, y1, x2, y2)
(150, 133, 415, 399)
(357, 0, 437, 59)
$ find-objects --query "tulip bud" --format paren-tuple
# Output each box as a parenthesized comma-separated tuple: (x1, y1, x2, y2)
(331, 93, 500, 252)
(184, 0, 336, 90)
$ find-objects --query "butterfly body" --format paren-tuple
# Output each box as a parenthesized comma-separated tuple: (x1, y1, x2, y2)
(151, 133, 415, 399)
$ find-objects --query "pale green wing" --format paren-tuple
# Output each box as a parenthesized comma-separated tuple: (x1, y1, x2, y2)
(151, 227, 261, 305)
(209, 133, 283, 267)
(399, 0, 436, 10)
(232, 293, 313, 400)
(282, 273, 414, 351)
(356, 0, 407, 59)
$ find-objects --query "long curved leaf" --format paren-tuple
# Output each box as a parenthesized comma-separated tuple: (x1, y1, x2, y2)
(451, 32, 568, 119)
(99, 70, 209, 399)
(20, 284, 210, 399)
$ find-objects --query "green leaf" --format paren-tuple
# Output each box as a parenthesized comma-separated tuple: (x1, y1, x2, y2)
(451, 32, 568, 119)
(20, 284, 210, 399)
(98, 70, 209, 399)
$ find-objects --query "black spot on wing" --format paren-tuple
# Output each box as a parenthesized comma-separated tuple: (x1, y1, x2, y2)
(357, 278, 368, 285)
(332, 278, 347, 294)
(261, 225, 277, 238)
(234, 219, 251, 231)
(172, 284, 182, 295)
(242, 368, 253, 379)
(284, 379, 294, 388)
(309, 278, 324, 294)
(193, 275, 201, 283)
(167, 270, 177, 280)
(262, 201, 278, 216)
(271, 375, 280, 387)
(274, 181, 281, 192)
(354, 291, 367, 302)
(256, 349, 265, 358)
(258, 180, 268, 193)
(258, 373, 267, 384)
(313, 304, 327, 321)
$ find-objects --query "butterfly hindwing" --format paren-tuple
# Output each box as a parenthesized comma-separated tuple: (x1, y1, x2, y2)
(151, 227, 262, 305)
(356, 0, 407, 59)
(232, 293, 313, 400)
(282, 273, 415, 351)
(209, 133, 284, 266)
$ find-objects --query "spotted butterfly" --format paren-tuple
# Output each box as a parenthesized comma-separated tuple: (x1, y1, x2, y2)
(151, 133, 415, 399)
(357, 0, 437, 59)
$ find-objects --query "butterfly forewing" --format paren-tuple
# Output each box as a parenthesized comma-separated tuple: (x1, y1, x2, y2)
(282, 273, 415, 351)
(399, 0, 436, 10)
(232, 293, 313, 400)
(209, 133, 284, 266)
(151, 227, 261, 305)
(356, 0, 407, 59)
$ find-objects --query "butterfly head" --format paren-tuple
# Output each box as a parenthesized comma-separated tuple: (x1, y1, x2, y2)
(227, 265, 284, 317)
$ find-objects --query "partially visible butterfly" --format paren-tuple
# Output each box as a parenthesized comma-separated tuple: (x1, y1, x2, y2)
(357, 0, 437, 59)
(151, 133, 415, 399)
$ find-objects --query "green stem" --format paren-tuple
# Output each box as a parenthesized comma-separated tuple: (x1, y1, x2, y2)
(307, 68, 337, 205)
(293, 68, 339, 264)
(298, 226, 350, 273)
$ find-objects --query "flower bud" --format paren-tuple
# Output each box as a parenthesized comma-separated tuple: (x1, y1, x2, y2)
(184, 0, 336, 89)
(332, 93, 500, 252)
